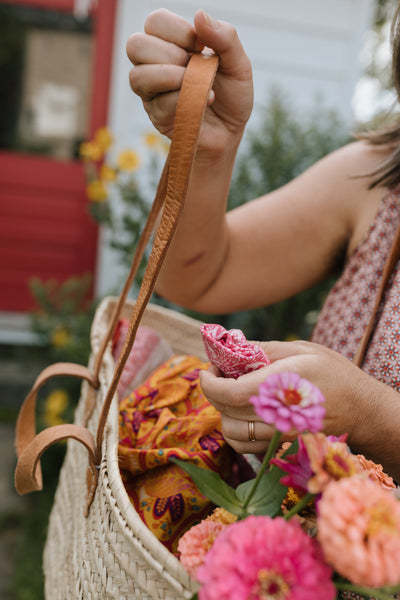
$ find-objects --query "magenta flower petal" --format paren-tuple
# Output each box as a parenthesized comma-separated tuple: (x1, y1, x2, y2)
(250, 372, 325, 433)
(271, 436, 312, 492)
(197, 516, 335, 600)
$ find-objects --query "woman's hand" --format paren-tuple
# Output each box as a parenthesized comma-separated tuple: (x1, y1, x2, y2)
(126, 9, 253, 156)
(199, 340, 376, 455)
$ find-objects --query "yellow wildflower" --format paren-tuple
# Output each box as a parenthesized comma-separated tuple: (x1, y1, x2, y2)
(117, 149, 140, 172)
(44, 389, 69, 427)
(100, 164, 117, 182)
(144, 132, 170, 154)
(79, 140, 103, 162)
(51, 326, 71, 348)
(86, 179, 108, 202)
(160, 137, 170, 154)
(144, 132, 159, 148)
(95, 127, 113, 152)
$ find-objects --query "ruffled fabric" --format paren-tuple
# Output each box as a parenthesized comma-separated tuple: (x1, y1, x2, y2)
(200, 323, 270, 378)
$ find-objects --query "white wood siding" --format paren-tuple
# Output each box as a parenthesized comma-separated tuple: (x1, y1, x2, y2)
(108, 0, 374, 143)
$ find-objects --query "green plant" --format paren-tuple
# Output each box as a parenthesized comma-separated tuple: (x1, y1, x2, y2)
(80, 128, 168, 288)
(29, 274, 96, 430)
(30, 274, 94, 365)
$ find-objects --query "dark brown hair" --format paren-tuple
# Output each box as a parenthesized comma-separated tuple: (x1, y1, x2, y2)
(359, 4, 400, 188)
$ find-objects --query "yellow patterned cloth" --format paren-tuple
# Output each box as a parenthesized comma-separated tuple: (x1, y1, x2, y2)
(118, 355, 232, 553)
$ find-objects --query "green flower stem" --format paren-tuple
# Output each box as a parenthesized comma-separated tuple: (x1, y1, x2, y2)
(240, 428, 282, 517)
(335, 580, 400, 600)
(283, 492, 314, 521)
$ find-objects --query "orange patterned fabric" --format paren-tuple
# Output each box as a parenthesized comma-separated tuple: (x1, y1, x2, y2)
(118, 355, 232, 553)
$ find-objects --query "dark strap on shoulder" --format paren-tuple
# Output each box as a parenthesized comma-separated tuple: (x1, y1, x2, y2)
(353, 219, 400, 367)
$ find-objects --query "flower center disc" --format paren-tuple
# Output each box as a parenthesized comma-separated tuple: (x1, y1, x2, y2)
(253, 569, 290, 600)
(324, 445, 356, 479)
(283, 388, 302, 405)
(366, 501, 397, 538)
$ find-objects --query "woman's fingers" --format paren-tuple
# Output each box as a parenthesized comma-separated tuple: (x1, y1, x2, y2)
(144, 8, 204, 51)
(220, 413, 273, 442)
(127, 32, 191, 68)
(129, 64, 185, 102)
(220, 413, 295, 455)
(221, 414, 271, 454)
(199, 367, 269, 412)
(194, 10, 251, 79)
(256, 339, 320, 362)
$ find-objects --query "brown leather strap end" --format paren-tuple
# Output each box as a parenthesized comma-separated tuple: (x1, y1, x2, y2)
(15, 424, 96, 495)
(15, 363, 98, 459)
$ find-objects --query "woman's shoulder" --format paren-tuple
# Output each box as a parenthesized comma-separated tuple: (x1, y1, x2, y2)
(324, 140, 394, 257)
(310, 139, 393, 184)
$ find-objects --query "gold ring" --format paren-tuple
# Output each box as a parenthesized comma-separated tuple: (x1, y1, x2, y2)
(248, 420, 256, 442)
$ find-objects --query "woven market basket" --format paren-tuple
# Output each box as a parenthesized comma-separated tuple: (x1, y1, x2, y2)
(43, 300, 207, 599)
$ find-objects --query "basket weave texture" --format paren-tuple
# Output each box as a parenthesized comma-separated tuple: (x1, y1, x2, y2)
(43, 299, 206, 599)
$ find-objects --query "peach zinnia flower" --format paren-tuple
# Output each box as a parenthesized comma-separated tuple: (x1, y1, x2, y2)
(178, 520, 227, 579)
(317, 477, 400, 587)
(197, 516, 335, 600)
(272, 433, 362, 495)
(356, 454, 395, 490)
(302, 433, 362, 494)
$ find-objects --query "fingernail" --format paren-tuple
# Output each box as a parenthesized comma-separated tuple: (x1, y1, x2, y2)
(200, 9, 217, 29)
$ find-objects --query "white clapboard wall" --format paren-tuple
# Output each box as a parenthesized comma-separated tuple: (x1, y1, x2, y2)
(96, 0, 375, 295)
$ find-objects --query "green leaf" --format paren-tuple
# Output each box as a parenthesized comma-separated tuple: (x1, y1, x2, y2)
(170, 457, 244, 516)
(236, 439, 299, 516)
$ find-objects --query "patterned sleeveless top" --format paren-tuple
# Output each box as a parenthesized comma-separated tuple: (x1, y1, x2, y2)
(311, 186, 400, 392)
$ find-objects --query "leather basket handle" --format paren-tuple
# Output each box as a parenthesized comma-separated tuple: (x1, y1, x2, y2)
(94, 53, 219, 461)
(14, 53, 219, 512)
(15, 363, 98, 496)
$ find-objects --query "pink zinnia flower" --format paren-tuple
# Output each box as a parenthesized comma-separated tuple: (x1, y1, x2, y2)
(197, 515, 335, 600)
(177, 519, 227, 579)
(318, 477, 400, 587)
(250, 372, 325, 433)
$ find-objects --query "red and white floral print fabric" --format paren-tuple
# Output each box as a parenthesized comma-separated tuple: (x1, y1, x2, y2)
(311, 187, 400, 391)
(200, 324, 270, 379)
